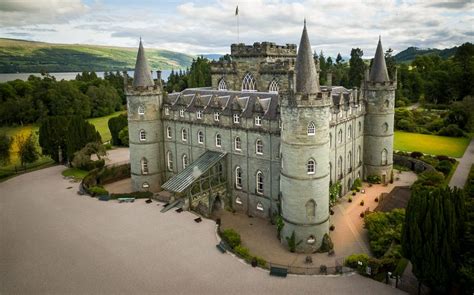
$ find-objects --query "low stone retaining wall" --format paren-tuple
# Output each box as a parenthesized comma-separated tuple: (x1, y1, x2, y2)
(393, 154, 436, 173)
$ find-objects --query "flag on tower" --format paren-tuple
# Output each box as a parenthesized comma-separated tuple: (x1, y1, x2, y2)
(235, 5, 239, 16)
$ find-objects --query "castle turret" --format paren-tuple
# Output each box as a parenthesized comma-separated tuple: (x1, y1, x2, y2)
(363, 37, 396, 184)
(126, 39, 165, 192)
(279, 21, 331, 252)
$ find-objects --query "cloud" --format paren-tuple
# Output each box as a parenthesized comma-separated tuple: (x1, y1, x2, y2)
(427, 0, 472, 9)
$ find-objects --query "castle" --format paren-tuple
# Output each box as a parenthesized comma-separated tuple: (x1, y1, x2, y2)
(125, 23, 396, 252)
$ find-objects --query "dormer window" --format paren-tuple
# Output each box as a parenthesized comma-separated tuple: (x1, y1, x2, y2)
(196, 110, 203, 119)
(233, 114, 240, 124)
(180, 109, 184, 117)
(255, 116, 262, 126)
(214, 112, 220, 122)
(138, 105, 145, 115)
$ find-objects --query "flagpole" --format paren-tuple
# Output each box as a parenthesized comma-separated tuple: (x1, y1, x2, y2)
(236, 4, 239, 44)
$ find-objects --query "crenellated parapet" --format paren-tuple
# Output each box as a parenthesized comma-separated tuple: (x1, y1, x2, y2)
(231, 42, 297, 58)
(259, 59, 295, 75)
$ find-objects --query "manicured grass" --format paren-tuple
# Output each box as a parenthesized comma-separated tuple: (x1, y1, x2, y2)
(394, 131, 470, 158)
(61, 167, 89, 180)
(0, 156, 55, 181)
(86, 111, 126, 143)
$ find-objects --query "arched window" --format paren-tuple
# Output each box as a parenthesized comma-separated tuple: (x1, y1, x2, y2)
(256, 139, 263, 155)
(181, 128, 187, 141)
(215, 134, 222, 147)
(141, 158, 148, 175)
(358, 145, 362, 164)
(235, 196, 243, 205)
(197, 130, 204, 144)
(138, 105, 145, 115)
(338, 156, 343, 178)
(348, 151, 352, 170)
(307, 159, 316, 174)
(235, 166, 242, 189)
(329, 133, 332, 148)
(385, 100, 390, 108)
(348, 125, 352, 139)
(242, 72, 257, 92)
(338, 129, 343, 143)
(268, 79, 279, 93)
(234, 136, 242, 151)
(256, 171, 264, 194)
(383, 122, 389, 133)
(182, 154, 188, 169)
(167, 151, 173, 171)
(329, 162, 333, 183)
(142, 182, 149, 189)
(166, 126, 172, 138)
(256, 202, 264, 211)
(307, 122, 315, 135)
(179, 109, 184, 117)
(306, 199, 316, 219)
(218, 78, 227, 90)
(382, 149, 388, 165)
(139, 129, 146, 141)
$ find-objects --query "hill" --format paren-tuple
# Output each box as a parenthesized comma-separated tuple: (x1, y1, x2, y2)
(394, 45, 458, 63)
(0, 38, 194, 73)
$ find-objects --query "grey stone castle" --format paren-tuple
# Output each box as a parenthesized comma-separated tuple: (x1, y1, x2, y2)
(125, 23, 396, 252)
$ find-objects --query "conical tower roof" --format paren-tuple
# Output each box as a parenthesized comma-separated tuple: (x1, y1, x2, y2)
(133, 39, 155, 87)
(369, 37, 389, 82)
(295, 20, 320, 94)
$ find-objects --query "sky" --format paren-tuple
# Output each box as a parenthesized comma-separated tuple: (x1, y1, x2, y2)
(0, 0, 472, 58)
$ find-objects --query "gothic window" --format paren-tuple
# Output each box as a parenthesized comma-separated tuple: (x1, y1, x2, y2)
(348, 125, 352, 139)
(166, 126, 172, 138)
(358, 121, 362, 133)
(306, 199, 316, 219)
(218, 78, 227, 90)
(197, 130, 204, 144)
(215, 134, 222, 147)
(214, 112, 220, 121)
(385, 100, 390, 108)
(256, 202, 264, 211)
(382, 149, 388, 165)
(181, 128, 187, 142)
(256, 139, 263, 155)
(196, 110, 203, 119)
(234, 136, 242, 151)
(182, 154, 188, 169)
(268, 79, 279, 93)
(139, 129, 146, 141)
(348, 151, 352, 170)
(235, 196, 243, 204)
(338, 129, 343, 143)
(329, 133, 332, 148)
(338, 156, 343, 178)
(167, 151, 173, 171)
(164, 107, 169, 116)
(235, 166, 242, 189)
(138, 105, 145, 115)
(141, 158, 148, 175)
(233, 114, 240, 124)
(180, 109, 184, 117)
(383, 122, 389, 133)
(307, 159, 316, 174)
(307, 122, 315, 135)
(242, 72, 257, 92)
(256, 171, 264, 194)
(358, 145, 362, 165)
(254, 116, 262, 126)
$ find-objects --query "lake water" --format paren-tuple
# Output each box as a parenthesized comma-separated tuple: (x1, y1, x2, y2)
(0, 70, 174, 83)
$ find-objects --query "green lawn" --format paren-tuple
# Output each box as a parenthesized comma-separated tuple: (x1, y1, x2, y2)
(61, 167, 89, 180)
(86, 111, 126, 143)
(394, 131, 470, 158)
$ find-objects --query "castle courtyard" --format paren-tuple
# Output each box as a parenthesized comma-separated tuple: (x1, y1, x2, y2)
(0, 165, 405, 294)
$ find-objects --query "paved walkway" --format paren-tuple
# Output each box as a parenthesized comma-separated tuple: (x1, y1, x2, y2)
(0, 167, 405, 294)
(449, 138, 474, 189)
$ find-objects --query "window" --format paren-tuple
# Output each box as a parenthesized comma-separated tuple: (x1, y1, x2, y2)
(338, 156, 343, 178)
(382, 149, 388, 165)
(329, 162, 333, 183)
(166, 126, 172, 139)
(235, 197, 242, 204)
(164, 107, 169, 115)
(329, 133, 332, 148)
(179, 109, 184, 117)
(307, 122, 315, 135)
(196, 110, 203, 119)
(141, 158, 148, 175)
(215, 134, 222, 147)
(234, 136, 242, 151)
(256, 171, 264, 194)
(167, 151, 173, 171)
(306, 199, 316, 218)
(218, 78, 227, 90)
(138, 105, 145, 115)
(383, 122, 389, 133)
(142, 182, 149, 189)
(242, 72, 257, 92)
(139, 129, 146, 141)
(348, 125, 352, 139)
(181, 128, 187, 141)
(182, 154, 188, 169)
(307, 159, 315, 174)
(255, 116, 262, 126)
(256, 202, 264, 211)
(358, 145, 362, 164)
(214, 112, 220, 121)
(256, 139, 263, 155)
(268, 79, 279, 93)
(233, 114, 240, 124)
(358, 121, 362, 133)
(348, 151, 352, 170)
(235, 166, 242, 189)
(197, 131, 204, 144)
(307, 235, 316, 245)
(338, 129, 343, 143)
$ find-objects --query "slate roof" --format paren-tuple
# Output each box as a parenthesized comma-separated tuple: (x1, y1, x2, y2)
(369, 37, 390, 82)
(295, 21, 320, 94)
(161, 151, 227, 193)
(133, 40, 155, 88)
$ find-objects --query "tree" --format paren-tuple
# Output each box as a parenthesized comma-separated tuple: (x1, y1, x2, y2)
(108, 114, 128, 146)
(86, 84, 122, 117)
(348, 48, 366, 88)
(39, 116, 69, 163)
(66, 116, 101, 162)
(16, 132, 39, 167)
(0, 133, 12, 165)
(385, 48, 396, 80)
(118, 126, 129, 147)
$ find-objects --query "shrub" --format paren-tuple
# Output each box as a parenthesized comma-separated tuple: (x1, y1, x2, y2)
(109, 191, 153, 199)
(437, 124, 465, 137)
(254, 256, 267, 268)
(436, 155, 450, 161)
(285, 231, 302, 253)
(410, 151, 423, 159)
(319, 233, 334, 252)
(363, 209, 405, 258)
(367, 175, 381, 184)
(436, 160, 453, 176)
(348, 197, 352, 203)
(360, 200, 364, 206)
(329, 225, 335, 231)
(104, 143, 113, 150)
(412, 170, 445, 189)
(360, 212, 365, 218)
(352, 192, 356, 196)
(345, 253, 370, 268)
(329, 209, 334, 215)
(89, 185, 108, 196)
(234, 245, 250, 260)
(352, 178, 362, 190)
(221, 229, 241, 249)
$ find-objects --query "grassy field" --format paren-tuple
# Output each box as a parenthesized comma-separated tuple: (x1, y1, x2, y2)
(61, 167, 88, 180)
(86, 111, 126, 143)
(394, 131, 470, 158)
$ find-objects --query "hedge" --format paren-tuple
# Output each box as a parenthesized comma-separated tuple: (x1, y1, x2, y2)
(109, 191, 153, 199)
(221, 229, 241, 249)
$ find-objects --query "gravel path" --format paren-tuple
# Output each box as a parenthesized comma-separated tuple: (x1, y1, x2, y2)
(450, 138, 474, 188)
(0, 166, 405, 294)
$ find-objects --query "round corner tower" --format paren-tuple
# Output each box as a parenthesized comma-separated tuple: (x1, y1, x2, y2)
(126, 40, 165, 192)
(363, 37, 396, 184)
(280, 22, 331, 252)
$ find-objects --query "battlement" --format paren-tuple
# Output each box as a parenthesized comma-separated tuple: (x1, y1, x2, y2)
(231, 42, 297, 58)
